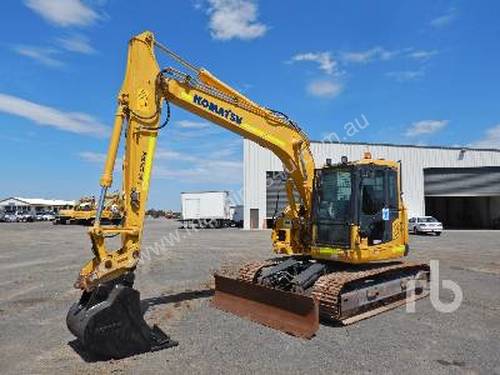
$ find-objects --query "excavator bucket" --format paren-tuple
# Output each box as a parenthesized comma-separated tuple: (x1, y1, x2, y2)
(67, 279, 177, 359)
(213, 274, 319, 338)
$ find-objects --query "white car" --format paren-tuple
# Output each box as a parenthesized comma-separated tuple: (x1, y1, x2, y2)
(4, 212, 19, 222)
(42, 212, 56, 221)
(409, 216, 443, 235)
(35, 212, 56, 221)
(17, 212, 34, 222)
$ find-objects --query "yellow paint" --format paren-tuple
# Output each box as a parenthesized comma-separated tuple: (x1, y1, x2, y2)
(142, 139, 156, 191)
(180, 91, 192, 101)
(240, 122, 286, 147)
(311, 246, 343, 257)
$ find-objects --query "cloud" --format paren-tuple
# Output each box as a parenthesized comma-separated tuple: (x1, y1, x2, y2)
(340, 47, 400, 64)
(156, 148, 199, 162)
(13, 45, 64, 67)
(386, 70, 424, 82)
(407, 49, 438, 61)
(176, 120, 210, 129)
(168, 120, 220, 140)
(0, 93, 107, 137)
(405, 120, 448, 137)
(155, 145, 242, 184)
(430, 8, 457, 28)
(14, 37, 96, 67)
(78, 151, 123, 173)
(155, 159, 242, 184)
(340, 47, 437, 65)
(193, 0, 204, 10)
(57, 34, 96, 54)
(24, 0, 99, 27)
(208, 139, 242, 159)
(307, 79, 343, 98)
(288, 52, 343, 98)
(207, 0, 267, 41)
(81, 145, 243, 184)
(78, 151, 106, 163)
(471, 124, 500, 149)
(289, 52, 338, 75)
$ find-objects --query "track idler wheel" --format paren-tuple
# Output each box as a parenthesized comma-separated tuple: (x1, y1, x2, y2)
(66, 273, 177, 359)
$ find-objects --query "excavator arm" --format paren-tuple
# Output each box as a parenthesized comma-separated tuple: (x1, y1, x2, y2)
(76, 31, 315, 292)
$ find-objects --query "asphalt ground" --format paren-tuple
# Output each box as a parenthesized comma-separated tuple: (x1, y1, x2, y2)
(0, 220, 499, 374)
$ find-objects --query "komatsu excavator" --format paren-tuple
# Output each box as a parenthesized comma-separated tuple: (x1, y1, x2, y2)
(66, 31, 430, 359)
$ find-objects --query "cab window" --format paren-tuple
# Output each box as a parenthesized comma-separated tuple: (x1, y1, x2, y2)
(361, 170, 385, 215)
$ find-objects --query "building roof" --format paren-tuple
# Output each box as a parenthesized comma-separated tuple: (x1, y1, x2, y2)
(310, 140, 500, 153)
(0, 197, 75, 206)
(180, 191, 230, 194)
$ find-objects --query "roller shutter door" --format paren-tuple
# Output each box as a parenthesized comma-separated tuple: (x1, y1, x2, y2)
(266, 171, 301, 218)
(424, 167, 500, 197)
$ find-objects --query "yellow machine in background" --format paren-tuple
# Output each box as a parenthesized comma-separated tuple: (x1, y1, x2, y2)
(55, 193, 122, 225)
(66, 31, 429, 359)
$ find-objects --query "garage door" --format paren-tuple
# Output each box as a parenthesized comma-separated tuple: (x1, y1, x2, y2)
(424, 167, 500, 229)
(266, 172, 288, 218)
(266, 171, 301, 224)
(424, 167, 500, 196)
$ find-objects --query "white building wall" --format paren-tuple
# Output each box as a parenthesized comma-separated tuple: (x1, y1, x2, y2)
(0, 197, 74, 214)
(244, 139, 500, 229)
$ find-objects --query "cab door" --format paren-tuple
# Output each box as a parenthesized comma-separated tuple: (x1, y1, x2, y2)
(358, 166, 399, 245)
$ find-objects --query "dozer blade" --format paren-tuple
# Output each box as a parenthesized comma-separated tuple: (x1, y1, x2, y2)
(67, 279, 177, 359)
(213, 274, 319, 338)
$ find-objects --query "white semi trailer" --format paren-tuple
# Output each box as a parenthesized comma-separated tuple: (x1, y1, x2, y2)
(180, 191, 231, 228)
(229, 205, 244, 227)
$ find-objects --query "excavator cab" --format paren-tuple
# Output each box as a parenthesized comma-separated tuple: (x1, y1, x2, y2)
(312, 157, 402, 249)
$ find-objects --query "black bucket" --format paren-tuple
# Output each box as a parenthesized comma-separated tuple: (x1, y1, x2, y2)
(67, 274, 177, 359)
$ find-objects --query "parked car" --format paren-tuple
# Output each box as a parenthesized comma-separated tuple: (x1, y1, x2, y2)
(42, 212, 56, 221)
(0, 210, 5, 222)
(409, 216, 443, 235)
(4, 212, 19, 222)
(17, 212, 34, 222)
(35, 211, 55, 221)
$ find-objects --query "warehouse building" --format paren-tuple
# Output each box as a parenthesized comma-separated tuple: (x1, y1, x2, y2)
(0, 197, 74, 214)
(243, 139, 500, 230)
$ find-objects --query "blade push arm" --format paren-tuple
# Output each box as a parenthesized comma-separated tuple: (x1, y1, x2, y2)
(76, 31, 315, 290)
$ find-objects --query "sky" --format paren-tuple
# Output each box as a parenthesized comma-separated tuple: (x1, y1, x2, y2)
(0, 0, 499, 209)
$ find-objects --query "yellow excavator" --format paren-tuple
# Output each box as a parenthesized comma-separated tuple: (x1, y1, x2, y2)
(66, 31, 430, 358)
(55, 193, 123, 225)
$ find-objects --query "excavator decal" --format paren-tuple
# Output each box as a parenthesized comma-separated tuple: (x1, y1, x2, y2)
(193, 94, 243, 124)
